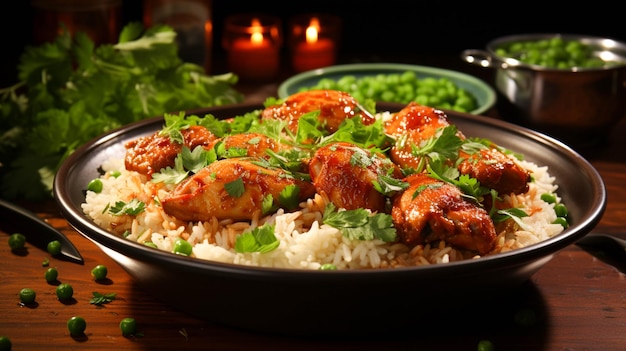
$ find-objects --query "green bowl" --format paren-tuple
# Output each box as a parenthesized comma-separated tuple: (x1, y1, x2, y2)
(277, 63, 496, 115)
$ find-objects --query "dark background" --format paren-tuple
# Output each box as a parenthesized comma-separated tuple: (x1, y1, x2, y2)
(2, 1, 625, 86)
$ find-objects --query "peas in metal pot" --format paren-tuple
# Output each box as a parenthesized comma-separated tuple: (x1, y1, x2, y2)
(494, 37, 615, 69)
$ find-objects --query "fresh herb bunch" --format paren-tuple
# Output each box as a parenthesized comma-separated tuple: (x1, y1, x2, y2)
(0, 22, 244, 200)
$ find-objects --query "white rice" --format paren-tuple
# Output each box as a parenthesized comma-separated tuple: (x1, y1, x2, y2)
(81, 154, 565, 270)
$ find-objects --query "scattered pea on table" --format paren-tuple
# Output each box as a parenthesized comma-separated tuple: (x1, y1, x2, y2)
(8, 233, 26, 251)
(67, 316, 87, 337)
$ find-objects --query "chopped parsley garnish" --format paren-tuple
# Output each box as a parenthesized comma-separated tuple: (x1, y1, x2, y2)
(151, 145, 214, 184)
(90, 292, 117, 306)
(372, 173, 409, 196)
(322, 203, 396, 242)
(224, 178, 245, 197)
(151, 155, 189, 184)
(182, 145, 214, 173)
(493, 207, 530, 230)
(108, 199, 146, 216)
(278, 184, 300, 210)
(234, 225, 280, 253)
(261, 194, 276, 215)
(321, 115, 393, 151)
(411, 125, 463, 163)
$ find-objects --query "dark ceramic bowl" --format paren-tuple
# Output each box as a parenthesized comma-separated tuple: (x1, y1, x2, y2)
(54, 102, 606, 336)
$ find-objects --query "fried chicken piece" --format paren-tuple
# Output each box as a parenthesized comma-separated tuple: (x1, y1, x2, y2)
(125, 126, 218, 177)
(385, 102, 530, 195)
(261, 90, 375, 136)
(391, 173, 497, 255)
(308, 142, 402, 213)
(457, 148, 530, 195)
(217, 132, 287, 158)
(384, 102, 462, 170)
(161, 158, 316, 222)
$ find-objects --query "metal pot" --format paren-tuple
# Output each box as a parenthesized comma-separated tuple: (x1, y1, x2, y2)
(462, 33, 626, 149)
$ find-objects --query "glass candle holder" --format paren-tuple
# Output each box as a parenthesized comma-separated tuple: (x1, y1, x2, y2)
(222, 13, 282, 82)
(289, 13, 341, 72)
(143, 0, 213, 73)
(31, 0, 121, 45)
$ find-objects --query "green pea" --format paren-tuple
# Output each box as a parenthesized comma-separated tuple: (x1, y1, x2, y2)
(173, 238, 193, 256)
(19, 288, 36, 304)
(380, 91, 396, 102)
(414, 95, 429, 105)
(91, 264, 108, 281)
(8, 233, 26, 251)
(67, 316, 86, 336)
(553, 217, 569, 228)
(554, 203, 569, 218)
(317, 78, 336, 90)
(144, 242, 158, 249)
(319, 263, 337, 270)
(44, 267, 59, 283)
(56, 283, 74, 300)
(108, 170, 121, 178)
(540, 193, 557, 204)
(47, 240, 62, 256)
(455, 95, 475, 112)
(87, 178, 103, 193)
(0, 336, 11, 351)
(119, 317, 137, 336)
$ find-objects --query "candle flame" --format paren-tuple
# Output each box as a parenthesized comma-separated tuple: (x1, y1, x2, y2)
(305, 17, 320, 44)
(250, 18, 264, 45)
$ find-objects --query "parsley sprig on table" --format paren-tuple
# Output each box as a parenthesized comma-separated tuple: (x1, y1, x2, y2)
(0, 22, 243, 200)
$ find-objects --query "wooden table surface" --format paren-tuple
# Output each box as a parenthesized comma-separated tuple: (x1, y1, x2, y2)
(1, 75, 626, 351)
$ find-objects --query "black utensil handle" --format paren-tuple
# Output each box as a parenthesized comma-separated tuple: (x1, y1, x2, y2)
(0, 199, 83, 264)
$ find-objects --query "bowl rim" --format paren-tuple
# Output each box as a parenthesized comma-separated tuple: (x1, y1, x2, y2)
(277, 62, 497, 115)
(53, 102, 607, 282)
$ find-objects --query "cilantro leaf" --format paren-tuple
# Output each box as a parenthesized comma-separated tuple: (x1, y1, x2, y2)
(278, 184, 300, 210)
(181, 145, 212, 174)
(0, 22, 243, 200)
(108, 199, 146, 216)
(372, 174, 409, 196)
(224, 178, 245, 197)
(321, 116, 393, 151)
(493, 207, 529, 225)
(411, 125, 463, 163)
(234, 225, 280, 253)
(150, 154, 189, 184)
(90, 292, 117, 306)
(323, 203, 397, 242)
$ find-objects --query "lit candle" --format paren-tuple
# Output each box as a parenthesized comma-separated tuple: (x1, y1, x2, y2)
(226, 17, 280, 81)
(292, 17, 336, 72)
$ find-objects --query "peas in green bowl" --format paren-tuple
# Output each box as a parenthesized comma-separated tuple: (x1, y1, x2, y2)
(278, 63, 496, 115)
